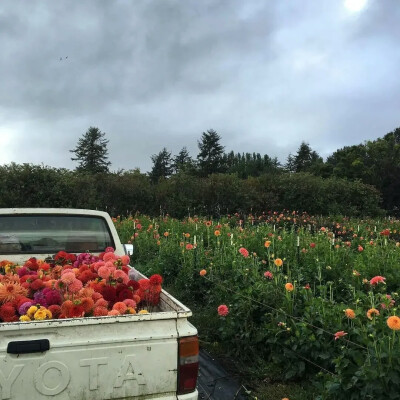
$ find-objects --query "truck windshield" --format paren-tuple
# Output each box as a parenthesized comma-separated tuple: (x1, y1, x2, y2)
(0, 215, 114, 254)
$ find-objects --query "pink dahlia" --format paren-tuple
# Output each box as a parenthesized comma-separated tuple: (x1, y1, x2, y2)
(68, 279, 83, 293)
(334, 331, 348, 340)
(103, 252, 116, 263)
(370, 276, 386, 286)
(113, 302, 127, 314)
(92, 292, 103, 301)
(95, 298, 108, 308)
(60, 271, 76, 285)
(113, 270, 129, 284)
(264, 271, 273, 279)
(92, 261, 105, 272)
(239, 248, 249, 258)
(121, 255, 130, 265)
(98, 266, 111, 280)
(93, 306, 108, 317)
(217, 304, 229, 317)
(123, 299, 136, 308)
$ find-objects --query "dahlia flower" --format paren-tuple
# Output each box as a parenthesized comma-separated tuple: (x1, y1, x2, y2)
(0, 282, 28, 303)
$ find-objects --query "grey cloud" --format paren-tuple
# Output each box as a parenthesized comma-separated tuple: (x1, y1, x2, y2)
(0, 0, 399, 172)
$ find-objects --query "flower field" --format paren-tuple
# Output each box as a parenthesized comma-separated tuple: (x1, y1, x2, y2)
(115, 211, 400, 400)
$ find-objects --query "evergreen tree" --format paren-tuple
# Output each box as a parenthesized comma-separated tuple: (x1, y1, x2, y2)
(150, 148, 173, 183)
(172, 147, 194, 174)
(270, 156, 281, 170)
(70, 127, 111, 173)
(284, 153, 296, 173)
(197, 129, 226, 176)
(293, 142, 323, 173)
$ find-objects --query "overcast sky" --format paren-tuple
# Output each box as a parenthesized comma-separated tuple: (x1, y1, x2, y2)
(0, 0, 399, 172)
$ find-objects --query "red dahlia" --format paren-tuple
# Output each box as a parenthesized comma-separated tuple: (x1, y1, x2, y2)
(149, 274, 163, 286)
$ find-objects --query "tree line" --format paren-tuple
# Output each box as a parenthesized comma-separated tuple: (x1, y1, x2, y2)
(1, 125, 399, 217)
(147, 127, 400, 212)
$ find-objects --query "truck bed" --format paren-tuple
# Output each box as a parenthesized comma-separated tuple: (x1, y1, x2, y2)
(0, 290, 196, 400)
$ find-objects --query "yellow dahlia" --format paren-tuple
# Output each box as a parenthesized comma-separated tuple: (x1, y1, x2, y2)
(27, 306, 38, 318)
(34, 309, 48, 320)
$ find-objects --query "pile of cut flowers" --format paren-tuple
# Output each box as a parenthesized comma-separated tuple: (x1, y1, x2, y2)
(0, 248, 163, 322)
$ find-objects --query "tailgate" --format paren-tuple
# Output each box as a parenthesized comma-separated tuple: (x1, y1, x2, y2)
(0, 315, 179, 400)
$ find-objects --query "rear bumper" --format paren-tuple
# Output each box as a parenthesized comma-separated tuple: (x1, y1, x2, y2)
(177, 389, 198, 400)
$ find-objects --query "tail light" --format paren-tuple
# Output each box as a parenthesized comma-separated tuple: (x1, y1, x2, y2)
(178, 335, 199, 394)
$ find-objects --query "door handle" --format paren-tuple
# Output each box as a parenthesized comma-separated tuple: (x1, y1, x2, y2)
(7, 339, 50, 354)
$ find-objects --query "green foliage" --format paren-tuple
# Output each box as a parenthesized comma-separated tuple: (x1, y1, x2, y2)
(325, 127, 400, 211)
(0, 165, 383, 218)
(0, 163, 72, 208)
(70, 127, 111, 173)
(225, 151, 281, 178)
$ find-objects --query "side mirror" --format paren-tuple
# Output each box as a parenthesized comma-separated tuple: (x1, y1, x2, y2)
(124, 244, 134, 255)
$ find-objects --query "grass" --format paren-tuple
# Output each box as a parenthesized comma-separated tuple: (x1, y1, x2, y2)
(250, 381, 317, 400)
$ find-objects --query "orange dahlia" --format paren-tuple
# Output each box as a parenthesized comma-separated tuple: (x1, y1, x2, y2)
(0, 283, 28, 304)
(344, 308, 356, 319)
(81, 297, 95, 313)
(77, 287, 95, 299)
(367, 308, 380, 320)
(0, 275, 20, 284)
(387, 316, 400, 331)
(285, 283, 294, 292)
(274, 258, 283, 267)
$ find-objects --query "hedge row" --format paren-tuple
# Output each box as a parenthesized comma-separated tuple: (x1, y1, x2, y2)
(0, 163, 383, 217)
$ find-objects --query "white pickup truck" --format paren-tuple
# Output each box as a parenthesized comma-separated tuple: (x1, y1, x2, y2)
(0, 208, 198, 400)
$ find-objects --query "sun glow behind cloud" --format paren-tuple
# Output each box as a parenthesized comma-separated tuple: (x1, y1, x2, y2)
(344, 0, 368, 12)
